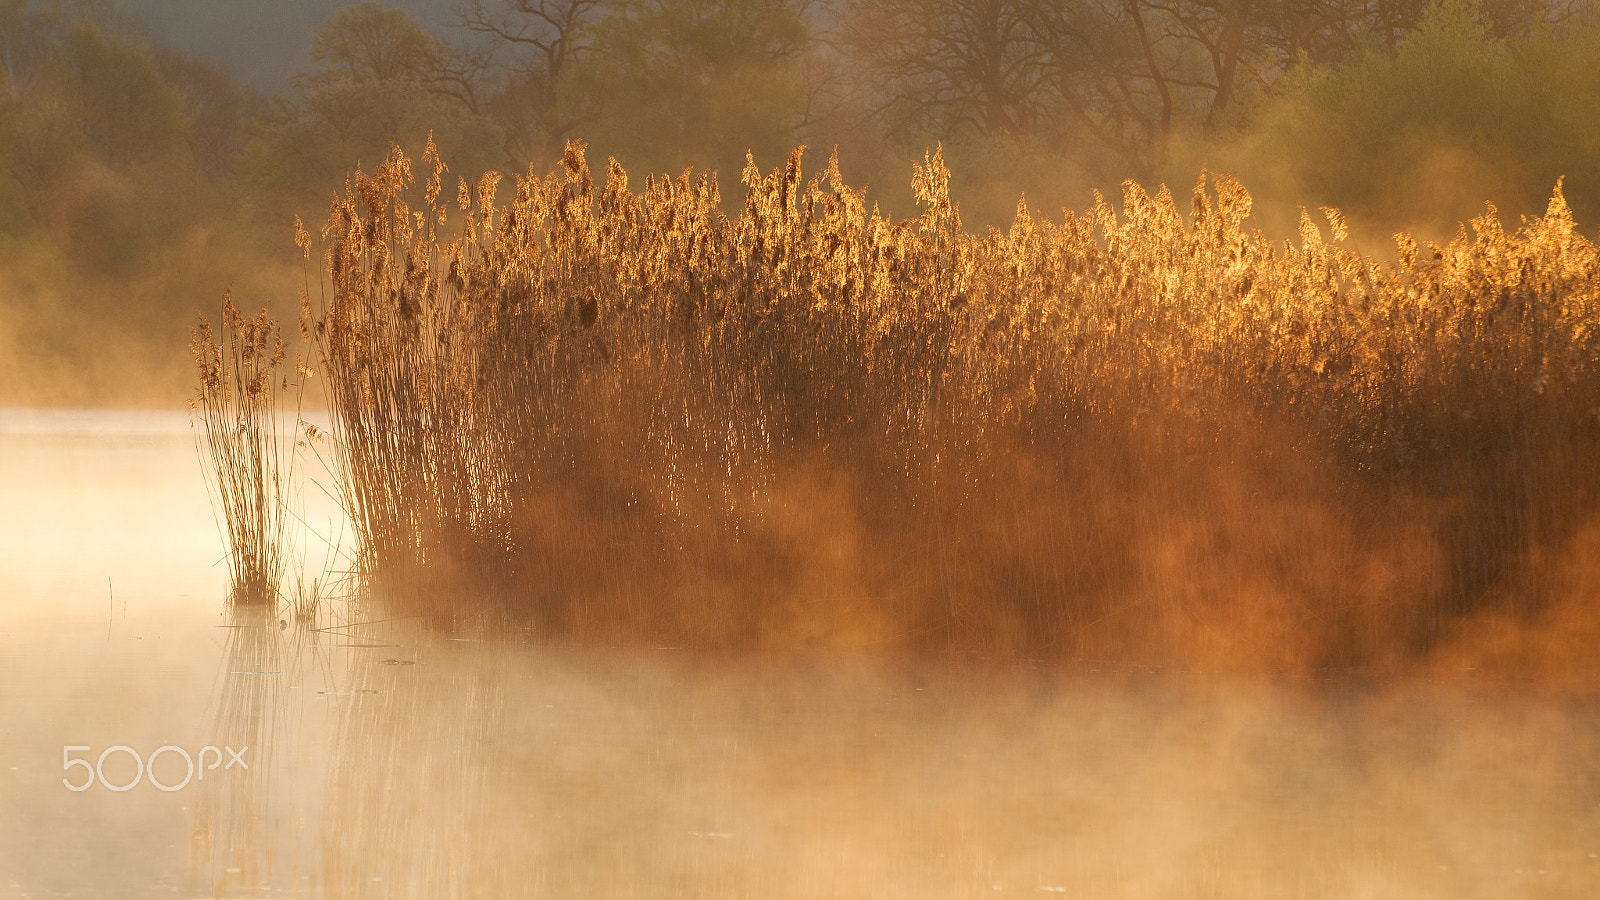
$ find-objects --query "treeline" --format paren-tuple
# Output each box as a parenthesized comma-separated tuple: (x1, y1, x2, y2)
(0, 0, 273, 402)
(4, 0, 1600, 401)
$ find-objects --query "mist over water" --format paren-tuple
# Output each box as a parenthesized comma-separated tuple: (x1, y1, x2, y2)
(3, 410, 1599, 898)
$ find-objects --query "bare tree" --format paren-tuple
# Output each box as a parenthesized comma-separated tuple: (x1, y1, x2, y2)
(436, 41, 497, 114)
(0, 0, 64, 97)
(455, 0, 608, 163)
(839, 0, 1055, 138)
(308, 2, 449, 85)
(839, 0, 1447, 181)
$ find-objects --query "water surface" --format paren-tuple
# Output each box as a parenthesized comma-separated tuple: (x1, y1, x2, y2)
(3, 409, 1598, 898)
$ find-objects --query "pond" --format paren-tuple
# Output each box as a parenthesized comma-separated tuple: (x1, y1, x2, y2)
(2, 409, 1598, 898)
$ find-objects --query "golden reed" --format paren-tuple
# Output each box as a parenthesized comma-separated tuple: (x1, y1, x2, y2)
(247, 136, 1600, 672)
(190, 292, 289, 606)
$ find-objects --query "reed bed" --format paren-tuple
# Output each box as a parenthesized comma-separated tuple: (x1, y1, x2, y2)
(190, 293, 289, 606)
(292, 137, 1600, 669)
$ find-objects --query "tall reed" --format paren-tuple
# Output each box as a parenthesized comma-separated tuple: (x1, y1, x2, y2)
(191, 292, 289, 606)
(293, 137, 1600, 668)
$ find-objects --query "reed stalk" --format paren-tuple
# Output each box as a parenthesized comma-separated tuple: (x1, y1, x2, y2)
(280, 137, 1600, 665)
(191, 292, 289, 607)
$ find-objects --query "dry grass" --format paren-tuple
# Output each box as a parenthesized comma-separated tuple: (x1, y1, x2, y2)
(278, 137, 1600, 670)
(190, 292, 289, 606)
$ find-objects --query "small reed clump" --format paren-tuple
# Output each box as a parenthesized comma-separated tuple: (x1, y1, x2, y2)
(291, 137, 1600, 669)
(191, 292, 289, 606)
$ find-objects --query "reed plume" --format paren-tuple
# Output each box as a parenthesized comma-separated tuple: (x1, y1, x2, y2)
(279, 136, 1600, 669)
(191, 292, 289, 607)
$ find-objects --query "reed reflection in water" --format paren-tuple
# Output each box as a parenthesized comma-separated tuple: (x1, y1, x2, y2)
(186, 614, 1600, 899)
(5, 412, 1600, 899)
(188, 603, 287, 897)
